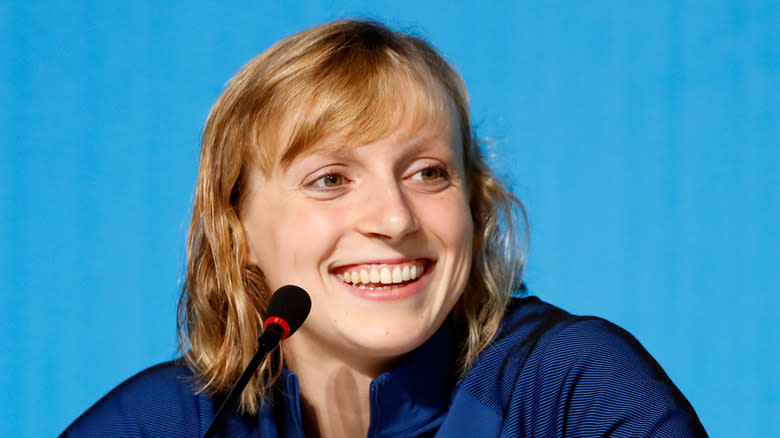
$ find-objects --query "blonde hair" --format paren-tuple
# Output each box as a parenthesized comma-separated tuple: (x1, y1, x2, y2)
(177, 19, 527, 414)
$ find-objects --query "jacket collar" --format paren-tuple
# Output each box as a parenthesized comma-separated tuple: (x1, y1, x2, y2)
(276, 321, 456, 437)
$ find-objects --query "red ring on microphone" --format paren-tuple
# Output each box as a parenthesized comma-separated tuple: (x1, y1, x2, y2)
(263, 316, 290, 340)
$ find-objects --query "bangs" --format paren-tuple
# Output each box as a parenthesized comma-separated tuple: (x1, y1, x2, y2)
(276, 54, 453, 169)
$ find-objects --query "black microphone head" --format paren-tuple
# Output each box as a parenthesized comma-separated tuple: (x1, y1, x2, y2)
(264, 285, 311, 338)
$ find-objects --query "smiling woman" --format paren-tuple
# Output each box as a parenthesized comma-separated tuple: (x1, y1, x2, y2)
(243, 112, 474, 375)
(61, 19, 707, 437)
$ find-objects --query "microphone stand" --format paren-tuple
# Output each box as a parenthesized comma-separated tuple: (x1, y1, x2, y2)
(202, 324, 284, 438)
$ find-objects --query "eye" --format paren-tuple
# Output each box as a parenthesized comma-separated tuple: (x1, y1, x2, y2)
(293, 158, 352, 199)
(407, 164, 453, 193)
(304, 171, 350, 194)
(411, 165, 449, 182)
(320, 174, 343, 187)
(418, 167, 442, 181)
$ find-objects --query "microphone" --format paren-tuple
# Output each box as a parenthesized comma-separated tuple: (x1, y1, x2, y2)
(203, 285, 311, 438)
(258, 284, 311, 348)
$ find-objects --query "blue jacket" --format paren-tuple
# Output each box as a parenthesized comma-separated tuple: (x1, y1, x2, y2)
(62, 296, 707, 437)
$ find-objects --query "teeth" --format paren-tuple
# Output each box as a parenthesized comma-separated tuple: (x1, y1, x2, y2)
(380, 267, 392, 284)
(338, 263, 426, 286)
(392, 266, 402, 283)
(356, 284, 395, 290)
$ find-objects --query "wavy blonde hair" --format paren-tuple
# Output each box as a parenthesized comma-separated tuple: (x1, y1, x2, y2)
(177, 19, 528, 414)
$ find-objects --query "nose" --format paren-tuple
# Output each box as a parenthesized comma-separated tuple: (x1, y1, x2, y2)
(355, 179, 419, 242)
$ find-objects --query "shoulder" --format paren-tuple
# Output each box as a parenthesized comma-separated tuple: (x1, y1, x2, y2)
(61, 360, 213, 437)
(457, 296, 574, 406)
(457, 296, 707, 437)
(466, 296, 680, 389)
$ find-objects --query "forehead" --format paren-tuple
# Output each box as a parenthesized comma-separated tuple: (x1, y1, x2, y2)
(273, 85, 461, 173)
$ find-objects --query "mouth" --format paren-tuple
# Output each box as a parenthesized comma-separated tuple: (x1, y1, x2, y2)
(333, 259, 433, 296)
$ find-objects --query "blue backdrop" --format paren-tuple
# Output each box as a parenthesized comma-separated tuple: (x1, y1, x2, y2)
(1, 1, 777, 436)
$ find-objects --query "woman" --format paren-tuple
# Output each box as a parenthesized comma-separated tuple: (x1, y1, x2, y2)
(63, 20, 706, 437)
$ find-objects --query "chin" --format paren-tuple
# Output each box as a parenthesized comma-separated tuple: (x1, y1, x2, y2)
(342, 311, 445, 360)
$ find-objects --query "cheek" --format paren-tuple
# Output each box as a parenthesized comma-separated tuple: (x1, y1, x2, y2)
(422, 193, 473, 250)
(283, 202, 348, 269)
(290, 202, 347, 240)
(244, 196, 346, 286)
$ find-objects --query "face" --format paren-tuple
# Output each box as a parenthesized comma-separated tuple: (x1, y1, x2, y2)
(241, 111, 473, 372)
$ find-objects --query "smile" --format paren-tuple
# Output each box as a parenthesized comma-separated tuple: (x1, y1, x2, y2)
(335, 260, 428, 289)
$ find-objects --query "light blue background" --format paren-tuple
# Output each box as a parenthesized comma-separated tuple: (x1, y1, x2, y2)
(1, 1, 777, 436)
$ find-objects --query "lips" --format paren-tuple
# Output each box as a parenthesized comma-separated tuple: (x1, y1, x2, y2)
(333, 259, 430, 290)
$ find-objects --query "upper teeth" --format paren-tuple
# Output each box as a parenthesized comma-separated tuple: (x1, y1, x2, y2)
(337, 263, 425, 285)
